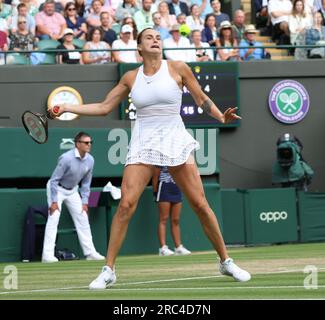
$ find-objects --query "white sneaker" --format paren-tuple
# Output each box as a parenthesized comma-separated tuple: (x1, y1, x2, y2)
(219, 258, 251, 282)
(174, 245, 191, 256)
(89, 266, 116, 290)
(42, 256, 59, 263)
(86, 252, 106, 261)
(159, 245, 174, 256)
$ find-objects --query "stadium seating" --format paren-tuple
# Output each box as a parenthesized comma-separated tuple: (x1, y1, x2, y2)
(37, 39, 60, 65)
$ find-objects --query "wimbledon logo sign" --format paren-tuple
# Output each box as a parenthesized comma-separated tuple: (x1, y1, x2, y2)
(268, 80, 310, 124)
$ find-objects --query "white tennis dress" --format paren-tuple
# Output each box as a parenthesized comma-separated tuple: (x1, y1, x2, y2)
(125, 60, 200, 166)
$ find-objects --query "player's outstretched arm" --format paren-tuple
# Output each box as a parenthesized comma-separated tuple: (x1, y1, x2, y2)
(178, 61, 241, 124)
(49, 71, 134, 117)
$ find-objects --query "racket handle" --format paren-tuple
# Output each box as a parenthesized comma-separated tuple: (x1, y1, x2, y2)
(52, 106, 60, 115)
(47, 106, 60, 119)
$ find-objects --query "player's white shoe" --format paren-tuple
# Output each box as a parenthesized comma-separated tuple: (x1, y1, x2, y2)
(42, 256, 59, 263)
(159, 245, 174, 256)
(86, 252, 106, 261)
(89, 266, 116, 290)
(174, 245, 191, 256)
(219, 258, 251, 282)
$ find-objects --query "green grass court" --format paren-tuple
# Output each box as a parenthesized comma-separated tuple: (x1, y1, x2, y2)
(1, 243, 325, 300)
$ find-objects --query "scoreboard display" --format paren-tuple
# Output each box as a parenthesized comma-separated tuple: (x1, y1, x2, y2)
(119, 62, 240, 128)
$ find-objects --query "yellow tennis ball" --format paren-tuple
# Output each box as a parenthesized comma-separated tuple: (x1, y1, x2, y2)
(179, 24, 191, 37)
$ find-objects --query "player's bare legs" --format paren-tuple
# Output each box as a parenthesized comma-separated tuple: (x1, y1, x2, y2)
(89, 164, 155, 289)
(106, 164, 154, 269)
(168, 159, 229, 261)
(168, 157, 251, 281)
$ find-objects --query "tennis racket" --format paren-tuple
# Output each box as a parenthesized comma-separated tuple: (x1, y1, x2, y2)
(21, 106, 60, 144)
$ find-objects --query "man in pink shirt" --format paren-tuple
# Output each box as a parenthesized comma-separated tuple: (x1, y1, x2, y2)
(35, 0, 66, 40)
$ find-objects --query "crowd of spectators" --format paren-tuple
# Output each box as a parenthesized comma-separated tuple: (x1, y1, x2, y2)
(0, 0, 325, 65)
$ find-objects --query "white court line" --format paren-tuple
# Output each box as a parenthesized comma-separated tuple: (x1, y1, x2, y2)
(1, 268, 325, 296)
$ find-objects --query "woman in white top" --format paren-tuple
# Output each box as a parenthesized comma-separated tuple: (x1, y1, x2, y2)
(189, 29, 214, 61)
(82, 26, 110, 64)
(288, 0, 313, 45)
(186, 4, 204, 32)
(50, 27, 251, 289)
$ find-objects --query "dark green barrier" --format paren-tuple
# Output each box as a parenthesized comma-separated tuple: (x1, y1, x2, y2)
(0, 188, 110, 262)
(1, 127, 219, 178)
(297, 192, 325, 242)
(221, 189, 246, 244)
(2, 128, 129, 178)
(118, 182, 222, 255)
(243, 188, 298, 244)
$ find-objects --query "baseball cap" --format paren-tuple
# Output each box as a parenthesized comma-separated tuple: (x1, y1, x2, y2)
(63, 28, 74, 36)
(121, 24, 133, 34)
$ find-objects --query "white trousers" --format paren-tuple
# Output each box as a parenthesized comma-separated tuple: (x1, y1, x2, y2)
(42, 181, 97, 259)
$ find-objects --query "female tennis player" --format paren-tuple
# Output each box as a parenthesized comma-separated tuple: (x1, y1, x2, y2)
(51, 27, 251, 289)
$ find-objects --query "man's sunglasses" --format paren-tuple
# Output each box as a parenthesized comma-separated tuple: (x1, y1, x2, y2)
(78, 140, 93, 145)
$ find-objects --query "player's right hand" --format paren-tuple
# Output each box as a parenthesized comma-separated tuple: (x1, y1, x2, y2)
(48, 105, 65, 118)
(49, 202, 59, 215)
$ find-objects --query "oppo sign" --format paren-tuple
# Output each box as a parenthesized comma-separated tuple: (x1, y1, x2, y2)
(259, 211, 288, 223)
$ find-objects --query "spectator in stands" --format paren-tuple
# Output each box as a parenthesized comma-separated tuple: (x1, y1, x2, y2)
(254, 0, 270, 33)
(0, 29, 9, 64)
(82, 26, 111, 63)
(115, 0, 140, 23)
(9, 15, 36, 52)
(57, 28, 82, 63)
(100, 11, 117, 46)
(211, 0, 230, 27)
(191, 0, 212, 19)
(168, 0, 189, 17)
(232, 9, 246, 42)
(176, 12, 187, 25)
(158, 1, 177, 30)
(85, 0, 103, 28)
(35, 0, 66, 40)
(239, 24, 266, 60)
(39, 0, 64, 14)
(163, 23, 192, 61)
(317, 0, 325, 24)
(188, 29, 214, 61)
(289, 0, 312, 46)
(121, 16, 138, 40)
(304, 0, 315, 18)
(10, 3, 36, 35)
(152, 11, 170, 40)
(216, 20, 241, 61)
(201, 13, 218, 46)
(20, 0, 39, 17)
(75, 0, 86, 17)
(0, 0, 12, 21)
(64, 2, 87, 39)
(186, 4, 204, 31)
(133, 0, 154, 32)
(112, 24, 140, 62)
(100, 0, 116, 17)
(268, 0, 292, 45)
(305, 11, 325, 57)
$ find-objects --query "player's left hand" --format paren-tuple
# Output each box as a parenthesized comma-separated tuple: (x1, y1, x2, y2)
(223, 107, 242, 124)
